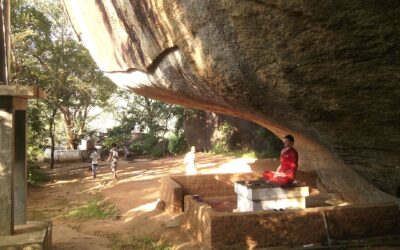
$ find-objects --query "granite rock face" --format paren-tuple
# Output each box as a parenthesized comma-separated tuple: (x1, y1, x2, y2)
(64, 1, 400, 201)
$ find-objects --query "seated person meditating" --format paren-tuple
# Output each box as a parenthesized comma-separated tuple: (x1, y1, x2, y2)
(263, 134, 298, 186)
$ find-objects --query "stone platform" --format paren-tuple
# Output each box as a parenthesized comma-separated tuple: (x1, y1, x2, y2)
(234, 180, 309, 211)
(0, 221, 52, 250)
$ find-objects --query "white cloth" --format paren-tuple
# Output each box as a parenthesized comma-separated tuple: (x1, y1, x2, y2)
(90, 151, 100, 164)
(184, 152, 197, 175)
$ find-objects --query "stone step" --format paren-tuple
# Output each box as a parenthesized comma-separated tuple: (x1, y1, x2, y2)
(0, 221, 52, 250)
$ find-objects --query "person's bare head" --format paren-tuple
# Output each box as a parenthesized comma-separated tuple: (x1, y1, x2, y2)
(190, 146, 196, 153)
(283, 135, 294, 148)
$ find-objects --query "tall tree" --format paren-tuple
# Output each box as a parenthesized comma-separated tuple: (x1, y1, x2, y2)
(11, 0, 116, 151)
(115, 91, 184, 137)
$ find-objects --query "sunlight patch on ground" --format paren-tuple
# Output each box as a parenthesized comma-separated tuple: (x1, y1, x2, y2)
(115, 169, 183, 184)
(82, 179, 119, 193)
(116, 173, 161, 184)
(196, 163, 218, 169)
(200, 158, 256, 174)
(122, 200, 159, 223)
(53, 179, 79, 184)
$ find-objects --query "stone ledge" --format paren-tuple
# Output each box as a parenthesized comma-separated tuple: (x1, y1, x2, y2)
(183, 195, 400, 249)
(0, 85, 46, 99)
(160, 176, 183, 213)
(0, 221, 52, 250)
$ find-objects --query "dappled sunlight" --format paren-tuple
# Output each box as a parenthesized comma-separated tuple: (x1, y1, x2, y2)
(156, 1, 208, 76)
(52, 179, 79, 184)
(83, 179, 118, 193)
(105, 70, 151, 89)
(196, 162, 218, 169)
(122, 200, 159, 223)
(246, 235, 258, 249)
(200, 158, 256, 174)
(31, 154, 278, 249)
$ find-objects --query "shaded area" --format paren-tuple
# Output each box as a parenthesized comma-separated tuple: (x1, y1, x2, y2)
(63, 0, 400, 200)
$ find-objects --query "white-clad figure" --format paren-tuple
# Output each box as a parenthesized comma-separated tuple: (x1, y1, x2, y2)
(184, 146, 197, 175)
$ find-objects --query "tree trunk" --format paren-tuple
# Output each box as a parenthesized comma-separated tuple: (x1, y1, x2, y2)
(49, 108, 57, 169)
(78, 105, 89, 136)
(60, 106, 78, 149)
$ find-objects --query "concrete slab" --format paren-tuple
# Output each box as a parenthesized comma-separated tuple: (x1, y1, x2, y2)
(0, 221, 52, 250)
(237, 195, 306, 211)
(234, 180, 309, 200)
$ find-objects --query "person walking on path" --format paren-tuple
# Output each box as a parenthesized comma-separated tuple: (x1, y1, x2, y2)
(89, 148, 101, 178)
(184, 146, 197, 175)
(107, 143, 119, 179)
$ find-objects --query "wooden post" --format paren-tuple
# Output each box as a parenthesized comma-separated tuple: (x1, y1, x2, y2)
(0, 0, 8, 85)
(13, 98, 27, 225)
(0, 0, 14, 235)
(0, 96, 14, 235)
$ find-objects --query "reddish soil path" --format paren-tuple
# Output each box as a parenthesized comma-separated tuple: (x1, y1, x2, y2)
(28, 153, 278, 249)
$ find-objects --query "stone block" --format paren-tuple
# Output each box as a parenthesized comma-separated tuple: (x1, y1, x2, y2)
(160, 176, 183, 213)
(0, 221, 52, 250)
(235, 181, 309, 211)
(210, 208, 326, 249)
(234, 180, 309, 200)
(237, 195, 306, 211)
(324, 202, 400, 239)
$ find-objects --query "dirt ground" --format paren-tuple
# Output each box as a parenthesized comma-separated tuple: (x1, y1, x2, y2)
(28, 153, 280, 249)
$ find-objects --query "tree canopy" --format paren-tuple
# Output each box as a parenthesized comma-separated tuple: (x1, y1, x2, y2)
(11, 0, 116, 152)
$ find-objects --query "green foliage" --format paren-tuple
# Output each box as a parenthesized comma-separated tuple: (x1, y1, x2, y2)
(255, 128, 268, 139)
(210, 142, 229, 154)
(168, 133, 188, 155)
(27, 100, 47, 162)
(210, 122, 235, 154)
(11, 0, 116, 149)
(129, 134, 158, 155)
(66, 198, 119, 220)
(102, 134, 126, 149)
(115, 91, 185, 137)
(150, 144, 166, 158)
(113, 236, 172, 250)
(220, 121, 235, 136)
(103, 91, 188, 158)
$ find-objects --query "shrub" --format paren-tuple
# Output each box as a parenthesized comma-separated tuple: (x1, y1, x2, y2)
(102, 134, 125, 149)
(210, 141, 229, 154)
(129, 134, 156, 154)
(168, 133, 188, 155)
(210, 122, 236, 154)
(150, 139, 168, 158)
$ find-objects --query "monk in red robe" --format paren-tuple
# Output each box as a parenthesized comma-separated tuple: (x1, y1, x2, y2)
(263, 134, 298, 186)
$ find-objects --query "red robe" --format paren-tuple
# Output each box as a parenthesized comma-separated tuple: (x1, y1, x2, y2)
(263, 147, 298, 185)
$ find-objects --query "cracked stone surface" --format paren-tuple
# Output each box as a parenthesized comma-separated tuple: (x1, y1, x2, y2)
(64, 0, 400, 202)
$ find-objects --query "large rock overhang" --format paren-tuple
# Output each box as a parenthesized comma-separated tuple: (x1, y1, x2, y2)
(63, 0, 400, 203)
